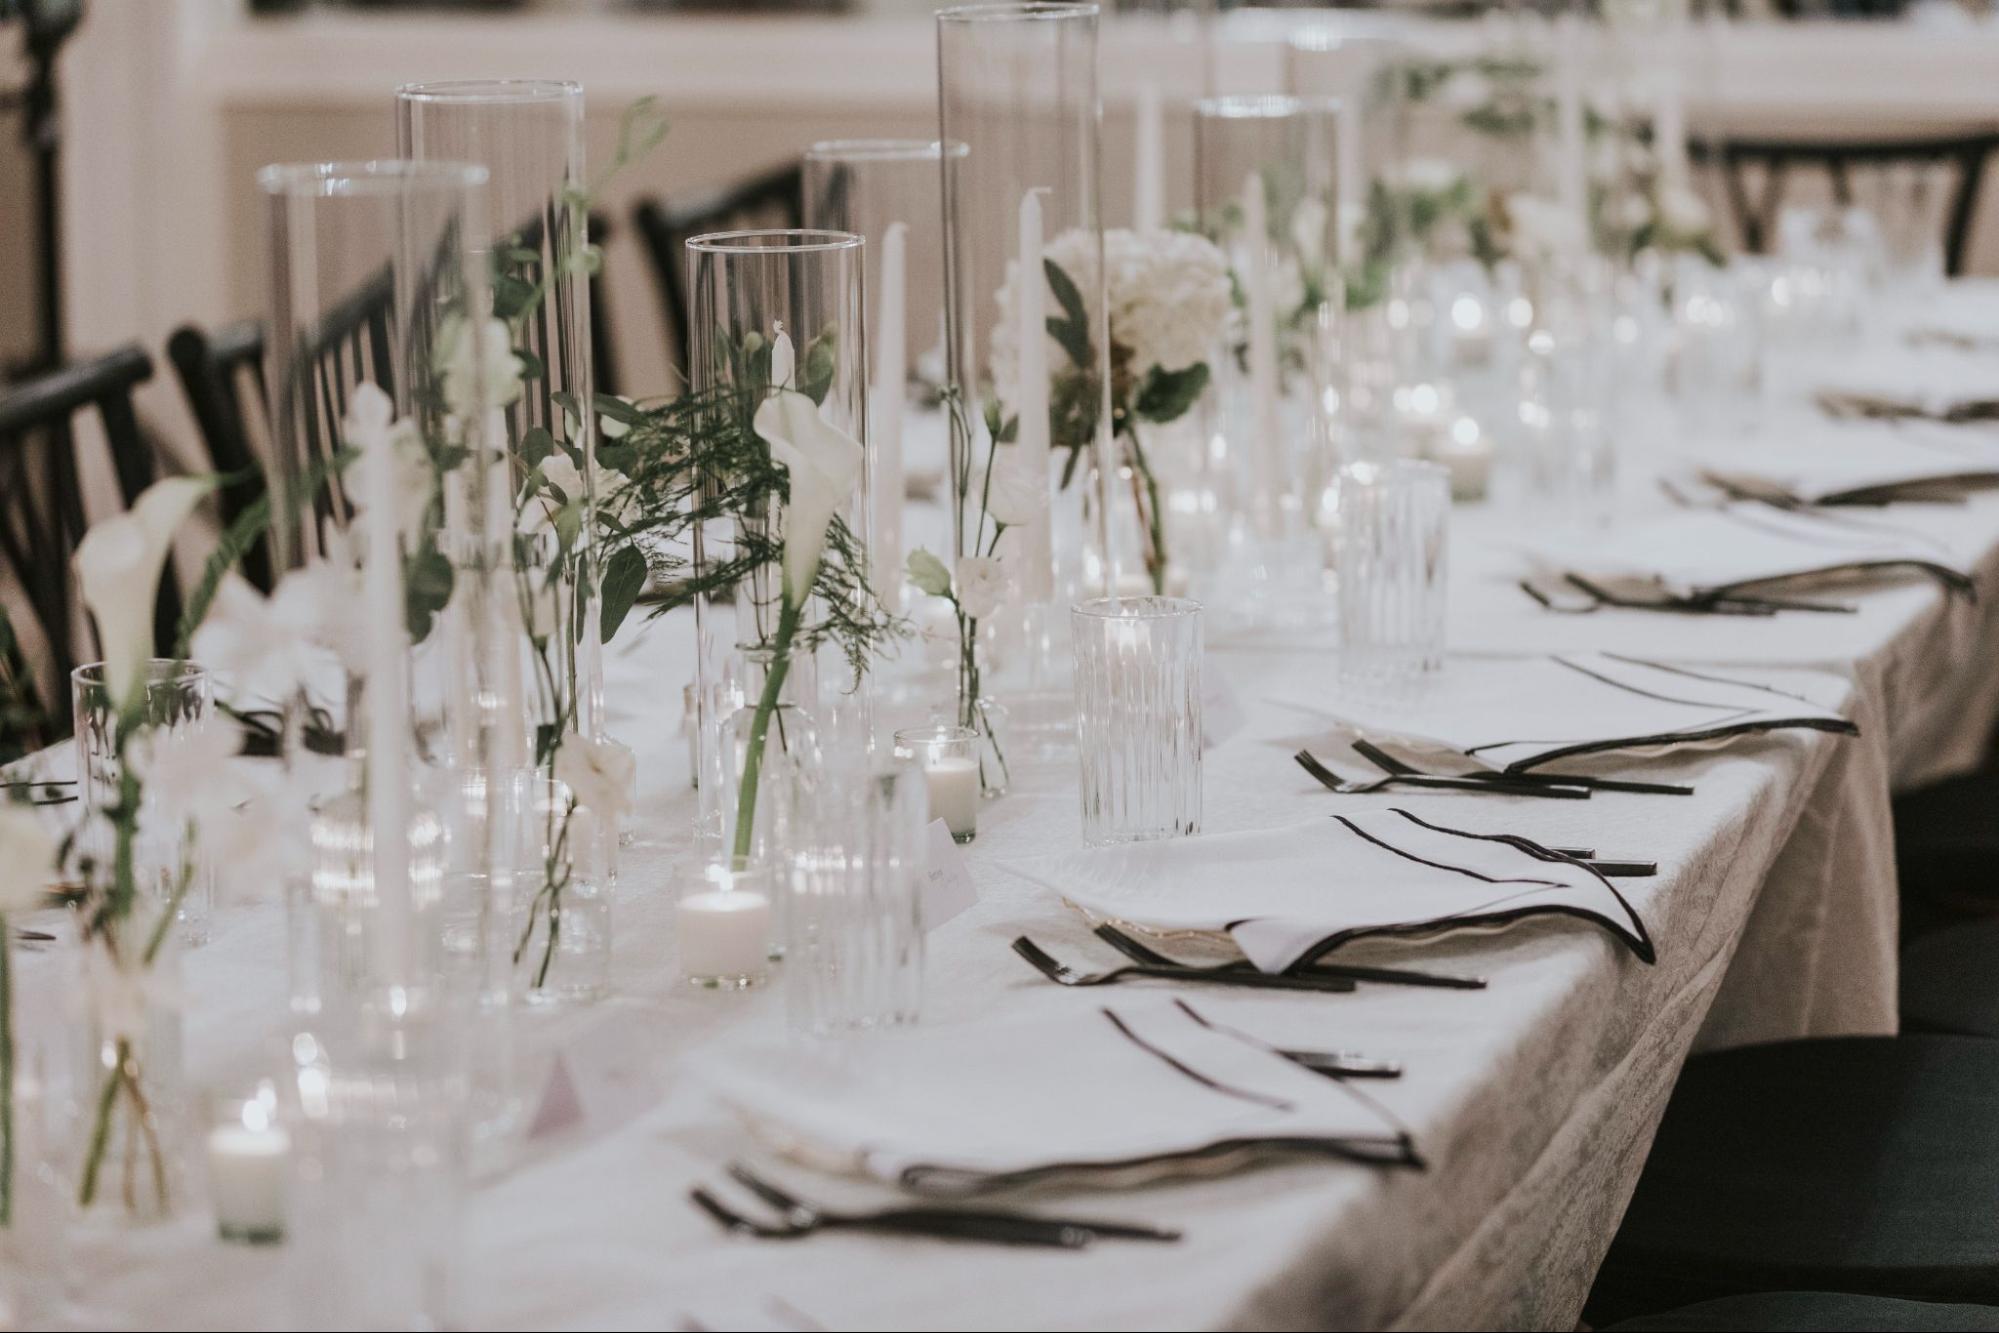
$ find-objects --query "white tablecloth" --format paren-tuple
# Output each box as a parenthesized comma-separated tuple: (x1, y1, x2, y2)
(19, 323, 1999, 1331)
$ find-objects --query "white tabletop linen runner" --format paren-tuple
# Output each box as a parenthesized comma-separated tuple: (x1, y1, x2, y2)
(1001, 810, 1651, 973)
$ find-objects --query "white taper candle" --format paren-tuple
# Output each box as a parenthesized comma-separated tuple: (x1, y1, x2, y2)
(873, 221, 908, 614)
(1134, 81, 1165, 233)
(1015, 188, 1054, 602)
(361, 400, 411, 991)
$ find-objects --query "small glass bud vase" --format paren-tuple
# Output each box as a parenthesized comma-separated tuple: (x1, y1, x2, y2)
(894, 725, 981, 844)
(716, 646, 821, 873)
(71, 926, 189, 1229)
(513, 776, 611, 1006)
(678, 862, 775, 990)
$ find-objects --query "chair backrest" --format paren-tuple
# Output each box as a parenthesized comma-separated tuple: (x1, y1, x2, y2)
(167, 318, 271, 589)
(175, 210, 622, 564)
(0, 343, 167, 738)
(1694, 130, 1999, 276)
(589, 208, 619, 398)
(633, 162, 804, 385)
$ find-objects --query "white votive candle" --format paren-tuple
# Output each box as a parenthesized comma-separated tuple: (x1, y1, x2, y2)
(924, 756, 981, 844)
(678, 886, 772, 985)
(208, 1109, 290, 1243)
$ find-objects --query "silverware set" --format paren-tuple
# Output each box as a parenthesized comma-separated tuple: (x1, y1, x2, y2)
(691, 1162, 1179, 1249)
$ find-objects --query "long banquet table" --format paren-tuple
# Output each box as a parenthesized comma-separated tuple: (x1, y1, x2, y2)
(22, 292, 1999, 1331)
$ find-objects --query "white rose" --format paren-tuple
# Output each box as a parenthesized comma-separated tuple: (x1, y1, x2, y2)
(1400, 158, 1463, 197)
(438, 315, 523, 417)
(1657, 184, 1712, 238)
(1441, 69, 1492, 113)
(0, 803, 57, 913)
(1108, 228, 1233, 376)
(953, 556, 1012, 622)
(554, 733, 637, 829)
(1290, 196, 1331, 267)
(977, 446, 1045, 529)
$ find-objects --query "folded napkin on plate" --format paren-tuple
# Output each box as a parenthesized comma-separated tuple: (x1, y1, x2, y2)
(1814, 345, 1999, 421)
(697, 998, 1416, 1195)
(1519, 503, 1974, 601)
(1281, 652, 1855, 772)
(1690, 421, 1999, 504)
(1002, 808, 1652, 973)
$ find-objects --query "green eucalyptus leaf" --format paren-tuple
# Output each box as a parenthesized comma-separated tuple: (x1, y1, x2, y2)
(516, 348, 545, 382)
(1044, 257, 1087, 330)
(800, 331, 837, 405)
(494, 272, 535, 320)
(595, 392, 643, 425)
(599, 544, 648, 643)
(520, 426, 555, 469)
(404, 543, 455, 644)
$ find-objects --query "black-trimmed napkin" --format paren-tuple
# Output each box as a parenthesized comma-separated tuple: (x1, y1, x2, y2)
(1281, 652, 1855, 773)
(1690, 421, 1999, 506)
(1519, 505, 1974, 605)
(1815, 344, 1999, 422)
(1002, 808, 1653, 973)
(697, 998, 1418, 1195)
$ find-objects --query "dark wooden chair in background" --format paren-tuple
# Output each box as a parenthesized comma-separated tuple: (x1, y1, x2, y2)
(633, 162, 803, 381)
(172, 209, 625, 570)
(0, 344, 175, 741)
(1693, 130, 1999, 276)
(167, 318, 270, 589)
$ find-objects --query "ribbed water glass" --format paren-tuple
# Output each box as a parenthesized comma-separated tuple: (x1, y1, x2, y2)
(1334, 459, 1448, 685)
(1071, 597, 1202, 846)
(786, 762, 927, 1037)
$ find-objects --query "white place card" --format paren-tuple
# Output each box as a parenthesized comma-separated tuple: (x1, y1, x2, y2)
(922, 817, 978, 932)
(527, 1012, 667, 1144)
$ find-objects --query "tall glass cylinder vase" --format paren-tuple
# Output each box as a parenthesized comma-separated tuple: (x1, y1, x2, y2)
(397, 80, 606, 770)
(937, 3, 1114, 758)
(1192, 94, 1339, 627)
(263, 159, 512, 1257)
(686, 229, 871, 865)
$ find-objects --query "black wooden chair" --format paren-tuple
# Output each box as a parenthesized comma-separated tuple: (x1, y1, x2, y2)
(167, 319, 271, 589)
(588, 208, 619, 398)
(0, 344, 175, 740)
(633, 162, 803, 382)
(1692, 130, 1999, 276)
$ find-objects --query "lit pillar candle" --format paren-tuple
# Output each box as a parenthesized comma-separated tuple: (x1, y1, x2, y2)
(923, 756, 980, 843)
(679, 868, 772, 984)
(873, 221, 908, 614)
(208, 1096, 289, 1243)
(1134, 81, 1165, 232)
(1014, 188, 1054, 601)
(1241, 172, 1284, 515)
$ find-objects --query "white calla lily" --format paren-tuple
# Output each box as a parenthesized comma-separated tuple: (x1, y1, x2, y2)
(0, 803, 57, 913)
(752, 334, 864, 608)
(769, 329, 796, 390)
(74, 475, 211, 708)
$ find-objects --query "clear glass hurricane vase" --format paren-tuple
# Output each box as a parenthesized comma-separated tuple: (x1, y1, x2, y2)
(937, 3, 1116, 744)
(263, 158, 518, 1210)
(397, 80, 605, 744)
(686, 229, 870, 862)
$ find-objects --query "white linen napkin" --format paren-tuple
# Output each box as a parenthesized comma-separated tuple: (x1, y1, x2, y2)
(1813, 344, 1999, 420)
(1279, 652, 1855, 773)
(1001, 809, 1652, 973)
(697, 998, 1414, 1194)
(1690, 420, 1999, 504)
(1518, 504, 1973, 601)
